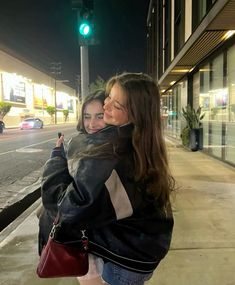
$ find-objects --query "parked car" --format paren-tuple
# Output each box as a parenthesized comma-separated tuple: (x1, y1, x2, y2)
(20, 118, 43, 130)
(0, 121, 5, 134)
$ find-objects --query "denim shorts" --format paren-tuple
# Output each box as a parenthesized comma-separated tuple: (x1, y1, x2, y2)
(101, 262, 153, 285)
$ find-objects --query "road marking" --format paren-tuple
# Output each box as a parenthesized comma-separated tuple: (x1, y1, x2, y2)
(0, 138, 56, 156)
(16, 148, 43, 153)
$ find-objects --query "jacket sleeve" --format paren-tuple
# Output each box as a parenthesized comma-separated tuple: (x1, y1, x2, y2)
(41, 156, 73, 216)
(58, 155, 129, 229)
(42, 135, 134, 229)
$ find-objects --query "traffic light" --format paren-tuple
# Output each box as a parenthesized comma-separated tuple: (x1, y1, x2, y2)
(78, 0, 95, 45)
(79, 14, 92, 37)
(71, 0, 97, 46)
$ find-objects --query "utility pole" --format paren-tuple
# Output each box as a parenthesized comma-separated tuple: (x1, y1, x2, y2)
(54, 80, 57, 124)
(50, 62, 61, 124)
(76, 74, 81, 102)
(80, 45, 89, 100)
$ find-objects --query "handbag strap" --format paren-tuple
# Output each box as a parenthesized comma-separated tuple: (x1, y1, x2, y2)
(50, 214, 89, 251)
(81, 230, 89, 250)
(49, 213, 60, 239)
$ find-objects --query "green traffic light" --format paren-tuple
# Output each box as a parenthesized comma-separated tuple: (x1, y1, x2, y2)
(79, 21, 92, 37)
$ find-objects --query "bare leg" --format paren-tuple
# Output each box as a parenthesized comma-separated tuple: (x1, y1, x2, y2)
(77, 276, 108, 285)
(77, 255, 107, 285)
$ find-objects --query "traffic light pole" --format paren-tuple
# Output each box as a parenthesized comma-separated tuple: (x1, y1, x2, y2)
(54, 79, 57, 124)
(80, 45, 89, 101)
(73, 1, 93, 100)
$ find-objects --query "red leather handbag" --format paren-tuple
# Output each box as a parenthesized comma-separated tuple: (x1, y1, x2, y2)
(37, 222, 89, 278)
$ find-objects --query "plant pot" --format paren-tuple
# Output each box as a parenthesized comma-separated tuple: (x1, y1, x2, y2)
(189, 128, 203, 151)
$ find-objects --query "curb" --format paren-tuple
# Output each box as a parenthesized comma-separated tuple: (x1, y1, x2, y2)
(0, 199, 42, 246)
(0, 180, 41, 232)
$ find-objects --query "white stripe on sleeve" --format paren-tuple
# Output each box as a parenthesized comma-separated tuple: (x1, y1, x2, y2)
(105, 170, 133, 220)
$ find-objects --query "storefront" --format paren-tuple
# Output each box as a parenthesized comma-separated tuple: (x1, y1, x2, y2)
(199, 44, 235, 165)
(162, 41, 235, 166)
(0, 49, 78, 127)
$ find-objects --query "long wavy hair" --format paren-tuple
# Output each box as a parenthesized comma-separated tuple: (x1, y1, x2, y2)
(77, 89, 106, 133)
(106, 73, 175, 207)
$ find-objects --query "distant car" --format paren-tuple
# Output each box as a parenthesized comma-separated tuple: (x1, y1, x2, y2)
(0, 121, 5, 133)
(20, 118, 43, 130)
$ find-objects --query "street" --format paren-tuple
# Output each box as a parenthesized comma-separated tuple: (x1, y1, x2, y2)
(0, 124, 77, 187)
(0, 124, 78, 229)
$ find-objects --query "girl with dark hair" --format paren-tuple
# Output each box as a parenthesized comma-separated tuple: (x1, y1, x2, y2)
(76, 90, 106, 134)
(39, 89, 106, 285)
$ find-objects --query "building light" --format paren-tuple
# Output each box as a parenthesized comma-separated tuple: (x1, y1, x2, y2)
(170, 81, 176, 86)
(171, 69, 190, 73)
(199, 68, 211, 72)
(222, 30, 235, 41)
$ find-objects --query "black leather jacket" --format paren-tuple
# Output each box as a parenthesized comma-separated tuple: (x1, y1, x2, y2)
(40, 124, 174, 273)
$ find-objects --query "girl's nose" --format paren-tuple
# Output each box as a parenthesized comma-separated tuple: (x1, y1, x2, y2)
(103, 100, 111, 110)
(89, 117, 96, 126)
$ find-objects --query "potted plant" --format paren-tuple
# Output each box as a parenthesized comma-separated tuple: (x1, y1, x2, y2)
(181, 105, 205, 151)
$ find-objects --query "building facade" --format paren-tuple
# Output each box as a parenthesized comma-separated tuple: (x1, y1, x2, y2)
(0, 48, 78, 127)
(147, 0, 235, 166)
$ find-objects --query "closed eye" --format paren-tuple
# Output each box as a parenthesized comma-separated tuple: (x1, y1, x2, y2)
(106, 95, 125, 111)
(113, 104, 122, 110)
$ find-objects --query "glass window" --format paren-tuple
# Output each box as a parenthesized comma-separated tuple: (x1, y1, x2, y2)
(170, 84, 182, 138)
(226, 45, 235, 164)
(210, 54, 224, 159)
(200, 64, 211, 150)
(192, 0, 217, 31)
(157, 0, 163, 78)
(164, 0, 171, 69)
(174, 0, 185, 56)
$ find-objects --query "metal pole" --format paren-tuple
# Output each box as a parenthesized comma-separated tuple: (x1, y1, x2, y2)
(54, 79, 57, 124)
(42, 89, 44, 115)
(80, 45, 89, 101)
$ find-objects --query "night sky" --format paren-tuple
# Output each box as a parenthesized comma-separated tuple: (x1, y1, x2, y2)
(0, 0, 149, 88)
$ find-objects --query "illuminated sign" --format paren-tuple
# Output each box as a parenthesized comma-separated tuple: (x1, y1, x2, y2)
(2, 73, 26, 104)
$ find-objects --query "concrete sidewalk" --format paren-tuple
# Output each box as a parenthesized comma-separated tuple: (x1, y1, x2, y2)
(0, 138, 235, 285)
